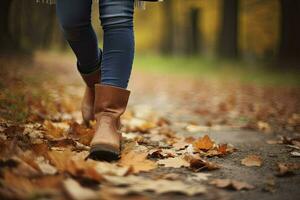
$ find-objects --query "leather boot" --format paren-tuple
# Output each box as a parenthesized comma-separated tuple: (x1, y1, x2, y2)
(88, 84, 130, 161)
(79, 68, 101, 126)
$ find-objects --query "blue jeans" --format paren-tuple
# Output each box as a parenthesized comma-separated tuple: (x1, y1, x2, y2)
(56, 0, 135, 89)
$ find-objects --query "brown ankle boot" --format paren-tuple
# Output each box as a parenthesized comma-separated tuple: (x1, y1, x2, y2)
(79, 68, 101, 126)
(88, 84, 130, 161)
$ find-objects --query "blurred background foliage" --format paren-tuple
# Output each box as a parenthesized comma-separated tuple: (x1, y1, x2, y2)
(0, 0, 300, 84)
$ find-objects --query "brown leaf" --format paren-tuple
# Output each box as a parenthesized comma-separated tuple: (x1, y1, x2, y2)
(43, 120, 66, 139)
(172, 139, 189, 150)
(48, 149, 103, 182)
(157, 156, 190, 168)
(119, 143, 157, 173)
(193, 135, 214, 151)
(241, 155, 263, 167)
(210, 179, 255, 190)
(187, 156, 220, 171)
(277, 162, 300, 176)
(103, 175, 206, 196)
(68, 122, 94, 146)
(35, 156, 58, 175)
(1, 170, 37, 199)
(125, 118, 156, 133)
(257, 121, 272, 133)
(217, 144, 228, 154)
(8, 156, 41, 177)
(148, 148, 177, 159)
(63, 178, 98, 200)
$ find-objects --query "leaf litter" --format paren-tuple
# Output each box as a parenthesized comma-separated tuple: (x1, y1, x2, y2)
(1, 57, 300, 199)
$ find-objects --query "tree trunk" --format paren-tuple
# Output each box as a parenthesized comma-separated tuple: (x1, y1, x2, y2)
(278, 0, 300, 63)
(186, 8, 203, 55)
(161, 0, 175, 54)
(0, 0, 13, 52)
(217, 0, 239, 59)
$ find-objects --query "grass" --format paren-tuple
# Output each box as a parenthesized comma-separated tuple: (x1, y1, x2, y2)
(134, 53, 300, 87)
(28, 50, 300, 87)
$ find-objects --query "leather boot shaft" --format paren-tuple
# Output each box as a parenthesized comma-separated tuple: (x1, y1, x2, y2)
(79, 68, 101, 125)
(88, 84, 130, 161)
(80, 68, 101, 88)
(94, 84, 130, 121)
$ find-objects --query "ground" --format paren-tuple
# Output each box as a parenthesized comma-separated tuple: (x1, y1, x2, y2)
(0, 52, 299, 200)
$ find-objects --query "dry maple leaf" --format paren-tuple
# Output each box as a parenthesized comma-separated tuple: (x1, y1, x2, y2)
(210, 178, 255, 190)
(204, 143, 236, 157)
(148, 148, 177, 159)
(193, 135, 214, 151)
(48, 149, 104, 182)
(187, 156, 220, 171)
(157, 156, 190, 168)
(172, 139, 189, 150)
(241, 155, 263, 167)
(43, 120, 66, 139)
(119, 143, 157, 173)
(68, 122, 94, 146)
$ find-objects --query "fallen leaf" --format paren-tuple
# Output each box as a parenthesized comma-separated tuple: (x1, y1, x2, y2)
(241, 155, 262, 167)
(35, 156, 57, 175)
(193, 135, 214, 151)
(257, 121, 272, 133)
(95, 162, 131, 177)
(43, 120, 66, 139)
(186, 173, 212, 182)
(157, 156, 190, 168)
(119, 143, 157, 173)
(148, 148, 177, 159)
(277, 162, 300, 176)
(187, 156, 220, 171)
(1, 170, 37, 199)
(68, 122, 94, 146)
(63, 178, 98, 200)
(125, 118, 156, 133)
(104, 175, 206, 196)
(47, 149, 103, 182)
(186, 125, 210, 133)
(291, 151, 300, 157)
(210, 179, 255, 190)
(172, 139, 189, 150)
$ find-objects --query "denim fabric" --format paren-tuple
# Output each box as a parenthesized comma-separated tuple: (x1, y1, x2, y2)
(56, 0, 134, 89)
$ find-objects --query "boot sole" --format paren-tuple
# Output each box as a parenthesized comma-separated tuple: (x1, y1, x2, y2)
(88, 145, 120, 162)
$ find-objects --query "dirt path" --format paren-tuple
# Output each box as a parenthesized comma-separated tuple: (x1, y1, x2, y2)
(0, 52, 299, 200)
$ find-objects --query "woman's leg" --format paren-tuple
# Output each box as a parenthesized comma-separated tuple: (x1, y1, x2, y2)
(56, 0, 101, 73)
(56, 0, 102, 125)
(99, 0, 135, 89)
(87, 0, 134, 161)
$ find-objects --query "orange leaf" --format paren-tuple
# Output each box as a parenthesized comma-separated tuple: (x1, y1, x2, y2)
(193, 135, 214, 151)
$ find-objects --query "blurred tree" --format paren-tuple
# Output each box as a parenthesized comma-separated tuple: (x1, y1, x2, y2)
(0, 0, 66, 53)
(186, 7, 203, 54)
(161, 0, 175, 54)
(217, 0, 239, 59)
(278, 0, 300, 63)
(0, 0, 14, 52)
